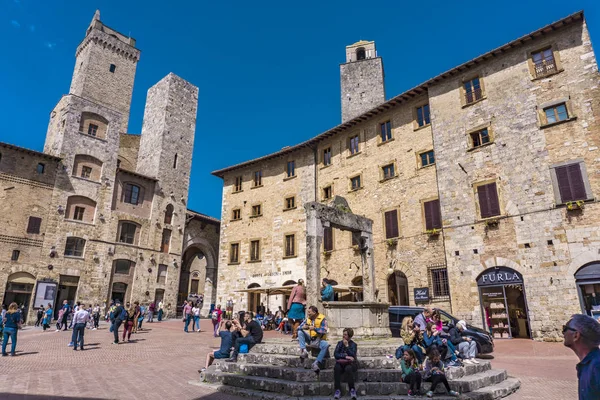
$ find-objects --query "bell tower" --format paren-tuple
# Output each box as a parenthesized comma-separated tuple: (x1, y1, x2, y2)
(340, 40, 385, 122)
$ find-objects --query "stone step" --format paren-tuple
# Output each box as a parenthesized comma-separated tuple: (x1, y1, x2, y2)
(462, 377, 521, 400)
(252, 342, 398, 357)
(450, 369, 508, 393)
(446, 361, 492, 380)
(232, 352, 401, 369)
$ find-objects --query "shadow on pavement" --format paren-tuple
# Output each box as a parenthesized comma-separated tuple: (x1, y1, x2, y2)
(0, 394, 110, 400)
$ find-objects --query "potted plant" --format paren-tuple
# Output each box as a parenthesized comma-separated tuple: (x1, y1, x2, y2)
(484, 217, 500, 227)
(566, 200, 585, 211)
(425, 228, 441, 236)
(386, 238, 398, 247)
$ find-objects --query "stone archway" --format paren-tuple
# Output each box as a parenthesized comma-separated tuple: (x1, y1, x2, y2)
(3, 272, 36, 323)
(387, 271, 409, 306)
(181, 244, 217, 317)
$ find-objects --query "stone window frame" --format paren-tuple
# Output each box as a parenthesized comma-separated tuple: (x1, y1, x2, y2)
(114, 259, 135, 275)
(459, 74, 487, 108)
(252, 170, 263, 188)
(321, 184, 334, 201)
(233, 176, 243, 193)
(284, 160, 296, 180)
(527, 42, 564, 81)
(549, 159, 594, 206)
(64, 236, 86, 258)
(65, 195, 97, 225)
(413, 102, 431, 130)
(348, 173, 363, 192)
(79, 112, 109, 141)
(421, 197, 442, 232)
(231, 207, 242, 221)
(122, 182, 143, 205)
(117, 220, 141, 246)
(379, 160, 398, 182)
(156, 264, 168, 284)
(283, 232, 297, 258)
(377, 119, 394, 145)
(284, 195, 297, 211)
(346, 130, 363, 158)
(537, 97, 577, 129)
(466, 123, 494, 151)
(417, 149, 436, 169)
(250, 203, 263, 218)
(473, 179, 503, 221)
(72, 154, 103, 183)
(249, 238, 262, 263)
(382, 206, 401, 240)
(228, 241, 240, 265)
(321, 145, 333, 168)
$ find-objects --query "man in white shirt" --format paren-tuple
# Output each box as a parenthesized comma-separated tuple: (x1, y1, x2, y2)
(158, 301, 164, 322)
(71, 307, 90, 351)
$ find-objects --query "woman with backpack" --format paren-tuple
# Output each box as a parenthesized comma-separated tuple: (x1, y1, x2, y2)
(122, 303, 136, 342)
(211, 304, 223, 337)
(2, 302, 22, 356)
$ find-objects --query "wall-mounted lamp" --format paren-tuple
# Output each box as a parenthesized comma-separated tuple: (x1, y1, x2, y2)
(57, 205, 64, 214)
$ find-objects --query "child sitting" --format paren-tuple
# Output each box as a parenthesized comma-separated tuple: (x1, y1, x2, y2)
(423, 349, 459, 398)
(400, 349, 422, 397)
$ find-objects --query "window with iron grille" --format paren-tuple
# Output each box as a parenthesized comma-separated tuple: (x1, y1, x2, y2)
(416, 104, 431, 127)
(349, 135, 360, 155)
(253, 171, 262, 187)
(11, 250, 20, 261)
(323, 185, 332, 200)
(81, 166, 92, 179)
(532, 48, 556, 78)
(73, 206, 85, 221)
(323, 147, 332, 166)
(428, 265, 450, 300)
(380, 121, 392, 142)
(64, 237, 85, 257)
(250, 240, 261, 261)
(27, 216, 42, 234)
(464, 77, 483, 104)
(119, 222, 138, 244)
(252, 204, 262, 217)
(285, 234, 295, 257)
(470, 128, 490, 148)
(420, 150, 435, 167)
(123, 183, 141, 205)
(285, 196, 295, 210)
(350, 175, 361, 191)
(229, 243, 239, 263)
(157, 264, 167, 284)
(234, 176, 243, 192)
(286, 161, 295, 178)
(88, 124, 98, 137)
(232, 208, 241, 220)
(382, 164, 395, 180)
(544, 103, 568, 124)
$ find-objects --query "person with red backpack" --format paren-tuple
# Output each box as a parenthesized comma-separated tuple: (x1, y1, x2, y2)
(211, 305, 223, 337)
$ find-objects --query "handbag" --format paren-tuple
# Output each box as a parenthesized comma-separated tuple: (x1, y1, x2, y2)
(336, 358, 353, 366)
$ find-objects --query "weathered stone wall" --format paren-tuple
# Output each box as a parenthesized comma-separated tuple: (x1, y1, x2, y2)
(118, 134, 140, 171)
(341, 57, 385, 122)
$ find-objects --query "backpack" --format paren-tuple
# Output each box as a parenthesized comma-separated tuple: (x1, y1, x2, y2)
(211, 310, 219, 320)
(119, 307, 128, 321)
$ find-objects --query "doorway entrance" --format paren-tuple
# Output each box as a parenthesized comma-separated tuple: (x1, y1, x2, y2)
(3, 272, 36, 322)
(54, 275, 79, 319)
(575, 262, 600, 317)
(247, 283, 261, 314)
(111, 282, 127, 304)
(387, 271, 409, 306)
(477, 267, 531, 339)
(154, 289, 165, 306)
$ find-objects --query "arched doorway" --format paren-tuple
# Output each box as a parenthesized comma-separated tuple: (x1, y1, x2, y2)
(476, 266, 531, 339)
(3, 272, 35, 321)
(575, 262, 600, 316)
(387, 271, 409, 306)
(247, 283, 261, 314)
(179, 249, 208, 308)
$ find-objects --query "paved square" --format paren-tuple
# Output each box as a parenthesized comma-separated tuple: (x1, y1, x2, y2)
(0, 320, 578, 399)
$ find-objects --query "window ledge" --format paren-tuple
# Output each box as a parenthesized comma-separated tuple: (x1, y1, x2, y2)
(283, 175, 297, 182)
(346, 151, 362, 159)
(320, 164, 332, 170)
(379, 175, 399, 183)
(283, 255, 298, 259)
(556, 198, 594, 208)
(232, 189, 244, 194)
(348, 186, 364, 193)
(230, 218, 242, 222)
(419, 163, 436, 170)
(64, 255, 85, 260)
(467, 141, 495, 152)
(322, 197, 333, 202)
(78, 131, 107, 142)
(72, 176, 101, 185)
(540, 116, 577, 129)
(283, 207, 297, 212)
(478, 215, 503, 223)
(531, 69, 564, 81)
(228, 262, 240, 266)
(248, 259, 262, 263)
(251, 185, 264, 190)
(64, 219, 95, 226)
(249, 215, 263, 219)
(414, 123, 431, 132)
(462, 96, 487, 108)
(377, 138, 395, 147)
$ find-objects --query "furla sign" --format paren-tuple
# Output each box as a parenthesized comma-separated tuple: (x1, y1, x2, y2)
(477, 267, 523, 287)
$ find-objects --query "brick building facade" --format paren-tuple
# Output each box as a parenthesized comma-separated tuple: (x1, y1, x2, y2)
(0, 11, 220, 323)
(213, 11, 600, 340)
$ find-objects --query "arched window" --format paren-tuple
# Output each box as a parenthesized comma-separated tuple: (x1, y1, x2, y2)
(79, 112, 109, 139)
(66, 195, 97, 224)
(356, 47, 366, 60)
(72, 154, 103, 181)
(164, 204, 174, 224)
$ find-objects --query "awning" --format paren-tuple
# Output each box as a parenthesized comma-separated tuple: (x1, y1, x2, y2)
(235, 285, 363, 295)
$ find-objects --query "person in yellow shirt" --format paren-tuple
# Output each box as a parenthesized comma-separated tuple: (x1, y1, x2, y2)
(298, 305, 329, 372)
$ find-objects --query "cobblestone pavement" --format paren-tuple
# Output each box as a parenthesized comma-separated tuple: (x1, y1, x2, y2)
(0, 321, 578, 399)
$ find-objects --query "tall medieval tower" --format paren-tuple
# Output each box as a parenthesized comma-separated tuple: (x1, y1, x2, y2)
(340, 40, 385, 122)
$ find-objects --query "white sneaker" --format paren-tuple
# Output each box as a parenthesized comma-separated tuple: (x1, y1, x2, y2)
(462, 359, 472, 364)
(300, 349, 308, 359)
(471, 358, 480, 364)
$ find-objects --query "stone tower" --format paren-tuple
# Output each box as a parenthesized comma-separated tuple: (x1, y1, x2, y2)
(69, 10, 140, 133)
(340, 40, 385, 122)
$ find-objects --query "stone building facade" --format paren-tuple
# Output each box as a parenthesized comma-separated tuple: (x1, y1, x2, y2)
(213, 11, 600, 339)
(0, 11, 220, 323)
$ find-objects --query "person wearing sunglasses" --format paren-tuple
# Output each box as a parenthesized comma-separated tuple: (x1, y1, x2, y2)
(562, 314, 600, 400)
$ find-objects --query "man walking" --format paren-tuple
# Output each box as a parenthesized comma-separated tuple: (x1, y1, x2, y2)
(157, 300, 164, 322)
(71, 305, 90, 350)
(563, 314, 600, 400)
(112, 300, 125, 344)
(297, 305, 330, 372)
(60, 300, 71, 331)
(35, 305, 44, 327)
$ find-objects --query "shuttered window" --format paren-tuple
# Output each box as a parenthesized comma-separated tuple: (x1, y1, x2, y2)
(424, 200, 442, 230)
(477, 183, 501, 218)
(285, 234, 295, 257)
(555, 163, 587, 203)
(27, 216, 42, 234)
(384, 210, 399, 239)
(323, 226, 333, 252)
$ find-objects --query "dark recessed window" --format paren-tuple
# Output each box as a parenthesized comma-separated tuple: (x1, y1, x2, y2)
(416, 104, 431, 127)
(115, 259, 133, 275)
(380, 121, 392, 142)
(323, 147, 332, 166)
(356, 47, 366, 60)
(234, 176, 243, 192)
(232, 209, 241, 220)
(285, 196, 295, 210)
(250, 240, 261, 261)
(464, 77, 483, 104)
(119, 222, 138, 244)
(470, 129, 491, 148)
(64, 237, 85, 257)
(161, 229, 171, 253)
(285, 234, 295, 257)
(26, 216, 42, 234)
(11, 250, 20, 261)
(253, 171, 262, 187)
(286, 160, 295, 178)
(349, 135, 360, 155)
(36, 163, 45, 174)
(73, 206, 85, 221)
(81, 166, 92, 179)
(382, 164, 395, 180)
(173, 153, 178, 169)
(109, 64, 116, 73)
(123, 183, 141, 205)
(87, 124, 98, 137)
(229, 243, 239, 263)
(252, 204, 262, 217)
(532, 48, 556, 78)
(164, 204, 174, 224)
(323, 227, 333, 252)
(350, 175, 361, 191)
(421, 150, 435, 167)
(323, 186, 332, 200)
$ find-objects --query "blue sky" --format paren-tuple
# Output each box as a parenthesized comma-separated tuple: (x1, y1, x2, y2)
(1, 0, 598, 219)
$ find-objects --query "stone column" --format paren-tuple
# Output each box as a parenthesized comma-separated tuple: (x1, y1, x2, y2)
(360, 228, 376, 302)
(305, 205, 324, 308)
(201, 269, 215, 317)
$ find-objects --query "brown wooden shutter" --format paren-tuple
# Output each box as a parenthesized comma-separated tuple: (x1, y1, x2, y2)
(479, 183, 500, 218)
(557, 164, 586, 202)
(425, 200, 441, 230)
(385, 210, 399, 239)
(478, 184, 490, 218)
(323, 227, 333, 251)
(27, 217, 42, 234)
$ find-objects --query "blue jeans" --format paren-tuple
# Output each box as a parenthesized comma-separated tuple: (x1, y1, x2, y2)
(72, 323, 86, 349)
(2, 327, 17, 355)
(157, 309, 163, 321)
(193, 315, 200, 331)
(184, 314, 192, 332)
(297, 328, 329, 363)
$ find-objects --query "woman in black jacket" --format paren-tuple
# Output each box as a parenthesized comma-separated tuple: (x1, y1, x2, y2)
(333, 328, 358, 400)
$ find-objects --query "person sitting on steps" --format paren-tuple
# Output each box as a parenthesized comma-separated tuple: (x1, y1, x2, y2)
(400, 349, 422, 397)
(398, 317, 425, 364)
(226, 312, 263, 362)
(448, 320, 479, 364)
(298, 305, 329, 372)
(423, 349, 459, 398)
(200, 319, 233, 373)
(333, 328, 357, 400)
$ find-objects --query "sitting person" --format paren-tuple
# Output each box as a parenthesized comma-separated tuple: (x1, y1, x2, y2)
(226, 312, 263, 362)
(333, 328, 357, 400)
(423, 349, 459, 398)
(430, 310, 459, 360)
(264, 311, 274, 330)
(298, 305, 330, 372)
(200, 319, 233, 372)
(321, 278, 334, 302)
(423, 322, 459, 366)
(449, 320, 479, 364)
(255, 310, 265, 327)
(401, 349, 422, 397)
(398, 317, 424, 363)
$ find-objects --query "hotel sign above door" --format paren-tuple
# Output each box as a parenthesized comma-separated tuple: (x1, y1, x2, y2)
(477, 267, 523, 287)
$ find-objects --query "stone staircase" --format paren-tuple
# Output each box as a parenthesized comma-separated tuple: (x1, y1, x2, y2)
(194, 338, 520, 399)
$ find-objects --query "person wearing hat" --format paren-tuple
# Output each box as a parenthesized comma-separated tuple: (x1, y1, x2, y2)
(563, 314, 600, 400)
(112, 300, 125, 344)
(448, 320, 478, 364)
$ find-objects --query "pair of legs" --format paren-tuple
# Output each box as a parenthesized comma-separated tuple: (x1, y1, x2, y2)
(71, 323, 86, 350)
(193, 316, 201, 331)
(426, 374, 451, 393)
(229, 335, 256, 360)
(122, 321, 133, 341)
(212, 320, 219, 336)
(112, 319, 122, 343)
(137, 317, 144, 330)
(147, 311, 154, 323)
(297, 328, 329, 365)
(61, 313, 68, 330)
(2, 327, 17, 356)
(157, 309, 163, 321)
(204, 350, 229, 369)
(184, 314, 192, 332)
(334, 362, 356, 391)
(93, 314, 99, 329)
(457, 341, 477, 360)
(404, 371, 422, 393)
(35, 315, 42, 327)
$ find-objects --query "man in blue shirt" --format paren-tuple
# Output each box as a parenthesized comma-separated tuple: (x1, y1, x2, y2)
(200, 319, 233, 372)
(563, 314, 600, 400)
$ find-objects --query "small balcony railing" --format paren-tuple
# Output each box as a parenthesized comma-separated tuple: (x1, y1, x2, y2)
(534, 60, 557, 77)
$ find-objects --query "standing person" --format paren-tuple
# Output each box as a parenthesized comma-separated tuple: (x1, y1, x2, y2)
(200, 319, 233, 372)
(286, 279, 307, 340)
(449, 320, 478, 364)
(333, 328, 358, 400)
(563, 314, 600, 400)
(137, 303, 146, 331)
(56, 307, 65, 332)
(35, 305, 44, 327)
(132, 301, 141, 333)
(183, 301, 193, 333)
(226, 312, 263, 363)
(147, 302, 155, 323)
(423, 349, 459, 398)
(60, 300, 71, 331)
(2, 302, 22, 356)
(69, 302, 81, 330)
(211, 305, 222, 337)
(297, 305, 330, 372)
(122, 303, 136, 342)
(112, 300, 125, 344)
(92, 304, 100, 330)
(71, 305, 90, 351)
(42, 303, 53, 332)
(401, 349, 422, 397)
(157, 300, 164, 322)
(192, 303, 202, 332)
(321, 279, 334, 302)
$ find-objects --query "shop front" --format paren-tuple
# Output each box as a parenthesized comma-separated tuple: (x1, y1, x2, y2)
(575, 262, 600, 318)
(477, 267, 531, 339)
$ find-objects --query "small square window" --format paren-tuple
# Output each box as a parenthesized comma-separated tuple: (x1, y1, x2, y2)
(420, 150, 435, 167)
(464, 77, 483, 104)
(349, 135, 360, 155)
(252, 204, 262, 217)
(109, 64, 116, 73)
(11, 250, 20, 261)
(229, 243, 240, 264)
(73, 206, 85, 221)
(232, 209, 241, 220)
(380, 121, 392, 142)
(286, 161, 295, 178)
(87, 124, 98, 137)
(350, 175, 361, 191)
(36, 163, 45, 174)
(285, 196, 295, 210)
(27, 216, 42, 234)
(253, 171, 262, 187)
(470, 128, 490, 148)
(81, 166, 92, 179)
(544, 104, 568, 124)
(234, 176, 243, 192)
(323, 147, 332, 166)
(382, 164, 395, 180)
(416, 104, 431, 127)
(532, 48, 556, 78)
(323, 186, 332, 200)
